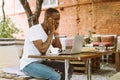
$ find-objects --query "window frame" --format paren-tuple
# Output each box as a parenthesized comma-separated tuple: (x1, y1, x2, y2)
(42, 0, 58, 9)
(15, 0, 58, 13)
(15, 0, 25, 13)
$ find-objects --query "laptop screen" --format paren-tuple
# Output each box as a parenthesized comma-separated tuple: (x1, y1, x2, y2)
(71, 35, 84, 53)
(59, 35, 84, 55)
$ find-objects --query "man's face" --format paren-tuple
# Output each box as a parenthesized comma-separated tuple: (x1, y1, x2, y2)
(52, 13, 60, 30)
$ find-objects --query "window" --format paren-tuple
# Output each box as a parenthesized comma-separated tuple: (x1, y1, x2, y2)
(42, 0, 58, 8)
(15, 0, 58, 13)
(15, 0, 24, 13)
(0, 0, 3, 16)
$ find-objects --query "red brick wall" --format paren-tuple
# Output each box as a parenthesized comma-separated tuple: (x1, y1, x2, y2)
(57, 0, 120, 36)
(1, 0, 120, 38)
(94, 1, 120, 35)
(57, 0, 92, 37)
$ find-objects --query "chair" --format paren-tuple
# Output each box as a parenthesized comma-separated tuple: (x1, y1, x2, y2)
(110, 36, 120, 80)
(65, 37, 100, 73)
(92, 34, 117, 64)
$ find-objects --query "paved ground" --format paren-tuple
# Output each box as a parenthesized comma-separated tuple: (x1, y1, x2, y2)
(0, 63, 116, 80)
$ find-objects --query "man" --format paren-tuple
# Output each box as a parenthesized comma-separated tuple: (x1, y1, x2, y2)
(20, 8, 73, 80)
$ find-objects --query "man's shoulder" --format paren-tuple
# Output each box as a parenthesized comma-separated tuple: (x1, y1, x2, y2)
(31, 24, 42, 28)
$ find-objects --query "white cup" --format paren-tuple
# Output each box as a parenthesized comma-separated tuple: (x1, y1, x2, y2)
(50, 48, 59, 54)
(99, 44, 106, 51)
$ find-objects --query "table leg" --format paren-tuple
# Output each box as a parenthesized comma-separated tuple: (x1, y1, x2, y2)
(87, 58, 91, 80)
(65, 59, 69, 80)
(116, 51, 120, 71)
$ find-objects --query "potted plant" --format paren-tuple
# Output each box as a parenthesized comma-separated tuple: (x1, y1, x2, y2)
(0, 0, 19, 45)
(0, 17, 19, 38)
(0, 17, 19, 46)
(0, 0, 23, 66)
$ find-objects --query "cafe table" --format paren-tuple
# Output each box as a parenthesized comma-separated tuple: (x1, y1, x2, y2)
(28, 50, 116, 80)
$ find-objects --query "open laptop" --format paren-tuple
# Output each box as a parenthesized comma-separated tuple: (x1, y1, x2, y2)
(59, 35, 84, 55)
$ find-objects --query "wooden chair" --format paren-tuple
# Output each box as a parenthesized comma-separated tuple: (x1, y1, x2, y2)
(65, 37, 100, 73)
(92, 34, 117, 64)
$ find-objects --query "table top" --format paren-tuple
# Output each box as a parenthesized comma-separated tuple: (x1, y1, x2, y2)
(28, 50, 116, 60)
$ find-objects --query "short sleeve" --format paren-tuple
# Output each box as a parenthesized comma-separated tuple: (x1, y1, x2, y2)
(28, 24, 46, 42)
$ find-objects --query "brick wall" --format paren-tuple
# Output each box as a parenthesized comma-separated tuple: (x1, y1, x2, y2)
(57, 0, 120, 36)
(1, 0, 120, 38)
(94, 1, 120, 35)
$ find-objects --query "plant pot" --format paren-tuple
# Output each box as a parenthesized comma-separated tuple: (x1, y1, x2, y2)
(0, 38, 16, 46)
(0, 38, 24, 68)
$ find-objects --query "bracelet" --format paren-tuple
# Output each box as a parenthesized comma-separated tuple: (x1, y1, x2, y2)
(55, 35, 67, 38)
(55, 35, 59, 38)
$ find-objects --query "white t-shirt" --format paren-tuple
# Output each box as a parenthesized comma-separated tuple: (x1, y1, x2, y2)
(20, 24, 53, 70)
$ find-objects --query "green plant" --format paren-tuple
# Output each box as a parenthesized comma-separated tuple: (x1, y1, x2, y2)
(0, 17, 19, 38)
(85, 30, 92, 44)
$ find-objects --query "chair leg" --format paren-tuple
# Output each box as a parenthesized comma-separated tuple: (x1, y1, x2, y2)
(101, 55, 104, 63)
(106, 54, 109, 64)
(101, 55, 104, 67)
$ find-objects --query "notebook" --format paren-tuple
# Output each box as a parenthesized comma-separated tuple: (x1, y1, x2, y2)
(59, 35, 84, 55)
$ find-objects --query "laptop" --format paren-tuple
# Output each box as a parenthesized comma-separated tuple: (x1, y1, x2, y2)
(59, 35, 84, 55)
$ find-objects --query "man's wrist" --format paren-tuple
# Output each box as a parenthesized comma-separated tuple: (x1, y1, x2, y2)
(55, 35, 59, 38)
(54, 32, 67, 38)
(54, 32, 59, 38)
(55, 35, 67, 38)
(54, 32, 59, 35)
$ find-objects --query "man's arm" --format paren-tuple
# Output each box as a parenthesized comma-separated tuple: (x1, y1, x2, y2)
(52, 32, 62, 49)
(33, 32, 54, 55)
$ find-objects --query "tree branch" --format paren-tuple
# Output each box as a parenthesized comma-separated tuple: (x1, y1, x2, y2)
(19, 0, 33, 27)
(2, 0, 5, 22)
(29, 0, 43, 25)
(19, 0, 43, 27)
(34, 0, 43, 18)
(19, 0, 32, 17)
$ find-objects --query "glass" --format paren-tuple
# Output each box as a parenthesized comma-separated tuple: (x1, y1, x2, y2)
(99, 44, 106, 51)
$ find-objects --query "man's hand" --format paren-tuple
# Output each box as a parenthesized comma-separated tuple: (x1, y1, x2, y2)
(48, 17, 55, 33)
(54, 31, 59, 37)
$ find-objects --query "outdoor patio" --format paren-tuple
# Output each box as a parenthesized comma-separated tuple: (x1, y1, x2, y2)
(0, 63, 116, 80)
(0, 0, 120, 80)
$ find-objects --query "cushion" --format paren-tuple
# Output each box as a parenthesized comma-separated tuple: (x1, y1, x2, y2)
(100, 42, 113, 46)
(93, 42, 100, 46)
(93, 42, 113, 47)
(101, 36, 114, 43)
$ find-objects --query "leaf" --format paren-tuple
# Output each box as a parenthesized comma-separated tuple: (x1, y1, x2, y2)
(0, 17, 19, 38)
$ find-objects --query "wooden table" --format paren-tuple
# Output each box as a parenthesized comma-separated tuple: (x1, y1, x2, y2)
(28, 50, 116, 80)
